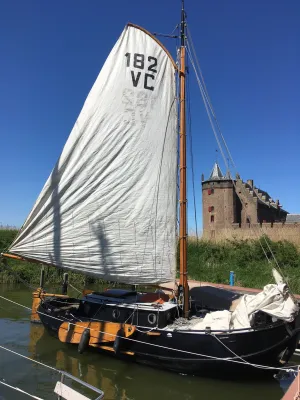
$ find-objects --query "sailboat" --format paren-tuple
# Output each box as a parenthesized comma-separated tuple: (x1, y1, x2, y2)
(2, 1, 300, 377)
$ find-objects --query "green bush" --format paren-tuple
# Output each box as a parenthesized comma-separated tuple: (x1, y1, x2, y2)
(1, 229, 300, 293)
(186, 238, 300, 293)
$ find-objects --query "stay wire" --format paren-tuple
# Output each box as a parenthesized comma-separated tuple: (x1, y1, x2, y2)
(185, 40, 291, 291)
(186, 56, 200, 263)
(186, 24, 236, 171)
(185, 43, 228, 173)
(185, 45, 272, 267)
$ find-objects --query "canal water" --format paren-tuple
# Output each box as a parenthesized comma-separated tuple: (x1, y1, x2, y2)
(0, 284, 292, 399)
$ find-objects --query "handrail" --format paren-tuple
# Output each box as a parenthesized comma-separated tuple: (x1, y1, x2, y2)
(56, 371, 104, 400)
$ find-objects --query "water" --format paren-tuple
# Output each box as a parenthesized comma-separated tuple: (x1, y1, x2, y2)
(0, 284, 290, 399)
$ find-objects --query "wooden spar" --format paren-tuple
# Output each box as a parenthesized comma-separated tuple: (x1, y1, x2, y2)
(179, 0, 189, 318)
(127, 23, 177, 70)
(40, 265, 45, 289)
(1, 253, 28, 262)
(1, 252, 54, 269)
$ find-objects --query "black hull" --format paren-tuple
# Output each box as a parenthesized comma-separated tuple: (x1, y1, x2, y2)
(37, 299, 299, 378)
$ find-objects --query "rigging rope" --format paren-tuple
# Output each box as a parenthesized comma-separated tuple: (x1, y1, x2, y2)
(186, 24, 236, 170)
(69, 282, 82, 295)
(186, 68, 199, 239)
(185, 29, 292, 294)
(186, 55, 201, 269)
(0, 293, 299, 373)
(185, 43, 228, 174)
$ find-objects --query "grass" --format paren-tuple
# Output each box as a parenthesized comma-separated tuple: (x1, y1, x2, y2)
(1, 229, 300, 293)
(187, 237, 300, 293)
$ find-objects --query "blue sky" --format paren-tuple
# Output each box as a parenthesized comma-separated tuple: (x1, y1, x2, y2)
(0, 0, 299, 231)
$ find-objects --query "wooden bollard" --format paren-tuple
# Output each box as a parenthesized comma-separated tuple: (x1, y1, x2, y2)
(62, 273, 68, 295)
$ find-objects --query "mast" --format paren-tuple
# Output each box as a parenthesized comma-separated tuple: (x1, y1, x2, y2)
(179, 0, 189, 318)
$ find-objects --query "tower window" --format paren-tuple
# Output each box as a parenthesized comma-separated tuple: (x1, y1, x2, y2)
(208, 206, 214, 212)
(208, 188, 214, 195)
(210, 215, 214, 223)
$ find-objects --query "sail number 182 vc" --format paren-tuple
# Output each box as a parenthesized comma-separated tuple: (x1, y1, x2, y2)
(125, 53, 157, 91)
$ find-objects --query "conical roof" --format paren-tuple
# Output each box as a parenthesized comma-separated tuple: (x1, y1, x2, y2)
(209, 162, 224, 180)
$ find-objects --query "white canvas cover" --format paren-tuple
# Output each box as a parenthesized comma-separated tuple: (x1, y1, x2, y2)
(190, 284, 298, 331)
(192, 310, 232, 331)
(9, 25, 178, 284)
(231, 283, 298, 329)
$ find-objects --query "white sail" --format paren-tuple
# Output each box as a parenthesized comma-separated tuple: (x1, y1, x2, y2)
(9, 24, 178, 284)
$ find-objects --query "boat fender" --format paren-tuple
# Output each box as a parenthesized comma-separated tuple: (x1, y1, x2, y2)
(78, 328, 90, 354)
(205, 326, 211, 335)
(113, 328, 125, 355)
(284, 323, 293, 337)
(279, 346, 295, 364)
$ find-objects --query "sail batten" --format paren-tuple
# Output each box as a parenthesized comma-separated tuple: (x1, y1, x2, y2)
(9, 25, 177, 284)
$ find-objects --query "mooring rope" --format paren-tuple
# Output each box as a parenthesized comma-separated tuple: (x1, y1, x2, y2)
(0, 340, 60, 400)
(0, 344, 58, 372)
(0, 380, 44, 400)
(0, 293, 299, 373)
(68, 282, 82, 294)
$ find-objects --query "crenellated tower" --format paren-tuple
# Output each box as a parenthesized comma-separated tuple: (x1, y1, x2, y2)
(202, 162, 288, 237)
(202, 163, 241, 237)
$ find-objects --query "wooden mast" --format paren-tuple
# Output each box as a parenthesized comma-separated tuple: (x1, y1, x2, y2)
(179, 0, 189, 318)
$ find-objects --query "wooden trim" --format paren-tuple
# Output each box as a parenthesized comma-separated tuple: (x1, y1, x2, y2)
(58, 321, 136, 345)
(127, 23, 177, 70)
(82, 289, 94, 296)
(146, 332, 161, 336)
(90, 344, 134, 356)
(31, 293, 42, 323)
(90, 344, 114, 352)
(31, 289, 69, 323)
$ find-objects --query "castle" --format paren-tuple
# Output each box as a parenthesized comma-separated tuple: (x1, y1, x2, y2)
(201, 163, 299, 239)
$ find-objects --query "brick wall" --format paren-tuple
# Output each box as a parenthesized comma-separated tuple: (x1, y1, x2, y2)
(202, 180, 236, 236)
(202, 223, 300, 245)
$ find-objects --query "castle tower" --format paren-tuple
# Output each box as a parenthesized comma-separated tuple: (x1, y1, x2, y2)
(202, 163, 238, 236)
